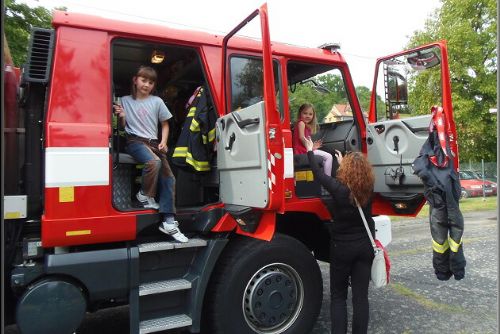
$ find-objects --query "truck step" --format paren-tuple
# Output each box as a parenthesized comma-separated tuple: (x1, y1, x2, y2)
(138, 238, 207, 253)
(139, 279, 191, 296)
(139, 314, 192, 334)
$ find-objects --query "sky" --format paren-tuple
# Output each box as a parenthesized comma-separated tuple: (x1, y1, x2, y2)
(20, 0, 441, 88)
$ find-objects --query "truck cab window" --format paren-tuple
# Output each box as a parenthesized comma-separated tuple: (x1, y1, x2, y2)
(287, 61, 360, 156)
(229, 56, 282, 117)
(374, 45, 443, 121)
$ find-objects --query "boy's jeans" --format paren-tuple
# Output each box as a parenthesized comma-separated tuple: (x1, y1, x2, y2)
(126, 139, 175, 214)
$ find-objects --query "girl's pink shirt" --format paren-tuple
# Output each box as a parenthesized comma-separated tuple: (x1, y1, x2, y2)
(292, 120, 312, 154)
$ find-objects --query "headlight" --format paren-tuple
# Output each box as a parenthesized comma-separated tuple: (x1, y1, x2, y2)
(471, 185, 482, 189)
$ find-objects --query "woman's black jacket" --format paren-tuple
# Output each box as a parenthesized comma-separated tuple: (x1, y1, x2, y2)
(307, 151, 375, 241)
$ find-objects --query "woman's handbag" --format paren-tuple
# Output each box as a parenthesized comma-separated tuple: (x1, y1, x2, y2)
(355, 201, 390, 288)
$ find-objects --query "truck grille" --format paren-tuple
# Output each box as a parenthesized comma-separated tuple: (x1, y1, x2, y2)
(24, 28, 54, 83)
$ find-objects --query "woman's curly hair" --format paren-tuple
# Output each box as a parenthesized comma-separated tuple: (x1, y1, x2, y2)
(336, 152, 375, 207)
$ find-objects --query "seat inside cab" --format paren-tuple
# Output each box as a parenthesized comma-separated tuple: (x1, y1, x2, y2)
(286, 61, 362, 197)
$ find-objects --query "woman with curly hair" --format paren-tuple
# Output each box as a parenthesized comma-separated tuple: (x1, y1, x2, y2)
(304, 137, 375, 334)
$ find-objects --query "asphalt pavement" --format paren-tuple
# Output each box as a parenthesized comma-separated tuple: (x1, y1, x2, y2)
(5, 210, 497, 334)
(311, 209, 498, 334)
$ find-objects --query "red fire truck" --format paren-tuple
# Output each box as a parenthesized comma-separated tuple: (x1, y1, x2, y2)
(3, 4, 458, 334)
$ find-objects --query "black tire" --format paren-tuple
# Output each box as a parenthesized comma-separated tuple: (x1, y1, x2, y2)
(203, 233, 323, 334)
(461, 188, 469, 199)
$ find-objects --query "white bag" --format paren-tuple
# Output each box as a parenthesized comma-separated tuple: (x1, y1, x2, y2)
(356, 201, 389, 288)
(371, 248, 388, 288)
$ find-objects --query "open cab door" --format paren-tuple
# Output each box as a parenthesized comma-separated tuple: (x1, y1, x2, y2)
(367, 41, 458, 216)
(216, 4, 284, 235)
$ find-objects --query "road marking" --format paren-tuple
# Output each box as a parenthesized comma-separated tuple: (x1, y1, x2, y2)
(390, 282, 464, 313)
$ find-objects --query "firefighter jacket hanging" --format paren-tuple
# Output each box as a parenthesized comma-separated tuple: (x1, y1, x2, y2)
(412, 106, 466, 281)
(172, 86, 216, 172)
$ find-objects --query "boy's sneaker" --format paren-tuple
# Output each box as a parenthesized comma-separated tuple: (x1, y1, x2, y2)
(136, 191, 159, 210)
(159, 221, 189, 243)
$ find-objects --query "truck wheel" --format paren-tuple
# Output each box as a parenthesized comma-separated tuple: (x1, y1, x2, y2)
(204, 233, 323, 334)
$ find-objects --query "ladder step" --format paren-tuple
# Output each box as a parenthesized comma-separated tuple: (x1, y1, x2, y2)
(138, 238, 207, 253)
(139, 314, 192, 334)
(139, 279, 191, 296)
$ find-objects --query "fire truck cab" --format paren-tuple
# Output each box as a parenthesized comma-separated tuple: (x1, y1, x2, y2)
(4, 4, 458, 334)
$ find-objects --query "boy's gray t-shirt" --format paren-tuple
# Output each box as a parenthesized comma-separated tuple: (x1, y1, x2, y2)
(122, 95, 172, 140)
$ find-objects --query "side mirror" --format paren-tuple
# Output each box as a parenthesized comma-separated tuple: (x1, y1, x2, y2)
(406, 50, 440, 70)
(387, 71, 408, 103)
(385, 67, 409, 117)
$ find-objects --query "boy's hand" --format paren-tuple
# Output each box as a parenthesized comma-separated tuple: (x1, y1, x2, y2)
(113, 104, 125, 118)
(158, 142, 168, 152)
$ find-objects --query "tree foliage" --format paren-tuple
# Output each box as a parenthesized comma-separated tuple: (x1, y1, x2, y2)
(355, 86, 371, 112)
(407, 0, 497, 161)
(5, 0, 53, 66)
(288, 73, 379, 124)
(288, 74, 346, 122)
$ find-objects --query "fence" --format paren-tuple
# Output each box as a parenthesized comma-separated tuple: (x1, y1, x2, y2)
(460, 160, 497, 182)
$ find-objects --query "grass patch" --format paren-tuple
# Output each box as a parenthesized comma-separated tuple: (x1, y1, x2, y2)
(391, 196, 497, 221)
(390, 282, 465, 313)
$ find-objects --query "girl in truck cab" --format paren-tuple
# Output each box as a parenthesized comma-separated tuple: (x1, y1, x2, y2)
(114, 65, 188, 243)
(304, 137, 375, 334)
(292, 103, 333, 176)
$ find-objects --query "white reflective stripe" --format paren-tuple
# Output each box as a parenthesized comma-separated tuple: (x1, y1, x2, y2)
(45, 147, 109, 187)
(268, 173, 275, 189)
(284, 148, 294, 178)
(269, 153, 275, 166)
(267, 150, 276, 191)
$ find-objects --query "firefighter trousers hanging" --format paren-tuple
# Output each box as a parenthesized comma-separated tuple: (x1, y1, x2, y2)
(426, 182, 465, 280)
(412, 106, 466, 281)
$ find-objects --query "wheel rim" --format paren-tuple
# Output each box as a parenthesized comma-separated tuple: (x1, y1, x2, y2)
(242, 263, 304, 334)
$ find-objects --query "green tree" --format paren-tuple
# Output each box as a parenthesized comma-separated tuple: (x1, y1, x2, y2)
(407, 0, 497, 161)
(289, 72, 381, 124)
(289, 74, 344, 123)
(355, 86, 371, 112)
(5, 0, 53, 66)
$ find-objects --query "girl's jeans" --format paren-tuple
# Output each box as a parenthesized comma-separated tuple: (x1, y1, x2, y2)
(126, 139, 175, 214)
(313, 149, 333, 177)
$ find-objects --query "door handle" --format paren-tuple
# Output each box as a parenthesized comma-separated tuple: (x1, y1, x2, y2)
(232, 112, 259, 129)
(393, 136, 399, 153)
(225, 133, 236, 151)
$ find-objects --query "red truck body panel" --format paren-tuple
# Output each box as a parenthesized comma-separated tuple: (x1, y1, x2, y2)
(41, 11, 357, 247)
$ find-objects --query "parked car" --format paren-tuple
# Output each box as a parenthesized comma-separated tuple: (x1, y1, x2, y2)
(475, 170, 497, 183)
(459, 170, 497, 198)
